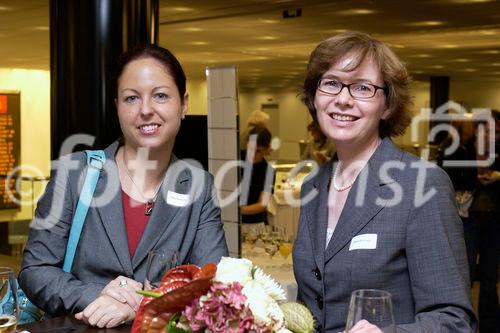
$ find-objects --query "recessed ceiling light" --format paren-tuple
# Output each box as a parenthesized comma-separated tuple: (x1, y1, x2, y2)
(254, 47, 270, 51)
(326, 29, 348, 34)
(256, 36, 278, 40)
(255, 56, 269, 60)
(410, 54, 431, 58)
(0, 6, 11, 11)
(407, 21, 445, 27)
(460, 68, 476, 72)
(476, 50, 500, 54)
(450, 0, 494, 3)
(189, 41, 208, 45)
(179, 27, 203, 32)
(478, 29, 497, 35)
(428, 65, 444, 69)
(387, 43, 405, 49)
(452, 58, 470, 62)
(337, 9, 376, 15)
(438, 44, 459, 49)
(491, 63, 500, 66)
(260, 19, 278, 24)
(412, 70, 425, 74)
(162, 6, 194, 12)
(32, 26, 49, 31)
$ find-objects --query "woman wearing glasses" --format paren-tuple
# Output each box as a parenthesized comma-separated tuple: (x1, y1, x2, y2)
(293, 31, 476, 332)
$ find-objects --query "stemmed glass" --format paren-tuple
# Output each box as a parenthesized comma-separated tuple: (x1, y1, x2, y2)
(144, 250, 180, 290)
(0, 267, 19, 333)
(345, 289, 395, 333)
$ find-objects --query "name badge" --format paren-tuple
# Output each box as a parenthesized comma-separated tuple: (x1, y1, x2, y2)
(166, 191, 190, 207)
(349, 234, 377, 251)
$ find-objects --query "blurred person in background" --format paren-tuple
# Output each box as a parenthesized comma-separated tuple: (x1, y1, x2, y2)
(301, 120, 335, 165)
(469, 109, 500, 332)
(240, 126, 275, 237)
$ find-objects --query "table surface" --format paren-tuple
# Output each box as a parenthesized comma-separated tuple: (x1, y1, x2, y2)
(19, 316, 131, 333)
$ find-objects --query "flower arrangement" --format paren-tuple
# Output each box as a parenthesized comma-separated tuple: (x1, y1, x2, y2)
(131, 257, 314, 333)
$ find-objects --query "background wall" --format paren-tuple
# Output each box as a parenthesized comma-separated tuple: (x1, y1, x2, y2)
(0, 68, 50, 222)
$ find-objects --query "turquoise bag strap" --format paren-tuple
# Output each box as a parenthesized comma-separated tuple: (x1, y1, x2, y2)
(62, 150, 106, 273)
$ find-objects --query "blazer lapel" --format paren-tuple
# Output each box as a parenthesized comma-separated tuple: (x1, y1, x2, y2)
(95, 143, 134, 276)
(324, 138, 402, 263)
(304, 161, 334, 273)
(131, 159, 191, 270)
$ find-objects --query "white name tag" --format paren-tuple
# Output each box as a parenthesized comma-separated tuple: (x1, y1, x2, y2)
(349, 234, 377, 251)
(166, 191, 190, 207)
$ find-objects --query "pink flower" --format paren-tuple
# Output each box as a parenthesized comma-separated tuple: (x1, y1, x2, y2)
(182, 282, 273, 333)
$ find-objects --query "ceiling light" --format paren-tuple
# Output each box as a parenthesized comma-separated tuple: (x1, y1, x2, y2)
(189, 41, 208, 45)
(255, 56, 269, 60)
(162, 6, 194, 12)
(179, 27, 203, 32)
(428, 65, 444, 69)
(491, 63, 500, 66)
(32, 26, 49, 31)
(337, 9, 376, 15)
(387, 43, 405, 49)
(476, 50, 500, 54)
(460, 68, 476, 72)
(0, 6, 11, 11)
(256, 36, 278, 40)
(412, 70, 425, 74)
(260, 19, 278, 24)
(478, 29, 497, 35)
(407, 21, 445, 27)
(450, 0, 494, 3)
(452, 58, 470, 62)
(438, 44, 459, 49)
(410, 54, 431, 58)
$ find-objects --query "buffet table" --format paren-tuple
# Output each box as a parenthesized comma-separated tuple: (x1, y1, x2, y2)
(242, 242, 297, 301)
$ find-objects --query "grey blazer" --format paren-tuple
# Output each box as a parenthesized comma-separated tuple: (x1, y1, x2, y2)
(19, 141, 228, 316)
(293, 138, 476, 333)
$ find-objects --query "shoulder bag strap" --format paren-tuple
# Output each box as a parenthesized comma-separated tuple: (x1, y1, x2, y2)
(62, 150, 106, 273)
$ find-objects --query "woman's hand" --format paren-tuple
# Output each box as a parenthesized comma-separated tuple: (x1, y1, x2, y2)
(346, 319, 384, 333)
(100, 276, 143, 311)
(75, 294, 135, 328)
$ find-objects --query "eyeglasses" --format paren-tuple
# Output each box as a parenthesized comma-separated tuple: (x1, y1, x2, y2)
(317, 78, 387, 99)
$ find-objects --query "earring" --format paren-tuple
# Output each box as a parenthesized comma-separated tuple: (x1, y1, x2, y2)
(181, 115, 185, 120)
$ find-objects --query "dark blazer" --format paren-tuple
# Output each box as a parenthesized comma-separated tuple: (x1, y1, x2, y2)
(293, 138, 476, 332)
(19, 141, 228, 316)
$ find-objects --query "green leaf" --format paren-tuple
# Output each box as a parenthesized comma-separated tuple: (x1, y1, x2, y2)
(136, 290, 162, 298)
(166, 314, 192, 333)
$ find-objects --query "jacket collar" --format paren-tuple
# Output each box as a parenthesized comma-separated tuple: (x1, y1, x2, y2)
(306, 137, 403, 265)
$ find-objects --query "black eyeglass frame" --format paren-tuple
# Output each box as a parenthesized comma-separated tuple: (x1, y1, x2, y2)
(317, 78, 388, 100)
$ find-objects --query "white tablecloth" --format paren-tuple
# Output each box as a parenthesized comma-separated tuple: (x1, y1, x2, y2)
(242, 242, 298, 301)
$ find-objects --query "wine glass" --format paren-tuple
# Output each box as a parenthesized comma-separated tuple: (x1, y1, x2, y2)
(278, 241, 293, 259)
(144, 250, 180, 290)
(0, 267, 19, 333)
(345, 289, 395, 333)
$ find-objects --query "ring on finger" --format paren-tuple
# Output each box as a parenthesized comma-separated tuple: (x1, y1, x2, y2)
(119, 279, 128, 287)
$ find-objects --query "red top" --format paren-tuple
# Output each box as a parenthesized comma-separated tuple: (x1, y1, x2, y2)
(122, 190, 150, 257)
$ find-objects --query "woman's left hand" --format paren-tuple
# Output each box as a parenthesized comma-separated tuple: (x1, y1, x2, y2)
(100, 276, 143, 311)
(75, 294, 135, 328)
(346, 319, 384, 333)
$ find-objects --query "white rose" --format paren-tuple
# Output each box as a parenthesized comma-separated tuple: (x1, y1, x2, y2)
(242, 281, 285, 330)
(214, 257, 253, 286)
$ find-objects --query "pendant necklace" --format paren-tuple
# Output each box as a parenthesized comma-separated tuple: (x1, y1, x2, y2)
(122, 151, 164, 216)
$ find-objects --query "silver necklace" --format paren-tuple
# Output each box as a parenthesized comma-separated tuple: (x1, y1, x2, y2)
(332, 162, 355, 192)
(122, 151, 163, 216)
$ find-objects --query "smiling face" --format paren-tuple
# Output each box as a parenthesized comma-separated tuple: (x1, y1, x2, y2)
(314, 54, 389, 149)
(116, 57, 188, 153)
